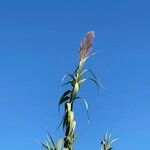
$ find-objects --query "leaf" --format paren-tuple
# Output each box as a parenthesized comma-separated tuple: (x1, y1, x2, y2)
(63, 90, 71, 97)
(61, 74, 68, 84)
(57, 139, 63, 150)
(45, 140, 51, 150)
(47, 132, 56, 149)
(79, 69, 103, 92)
(88, 69, 98, 82)
(79, 69, 88, 79)
(41, 142, 49, 150)
(67, 74, 76, 81)
(41, 138, 54, 150)
(73, 65, 79, 76)
(110, 138, 118, 144)
(59, 96, 70, 107)
(74, 97, 89, 123)
(80, 69, 99, 87)
(61, 81, 72, 87)
(101, 132, 117, 150)
(88, 77, 100, 93)
(84, 50, 100, 61)
(58, 90, 71, 107)
(61, 74, 77, 88)
(78, 78, 87, 85)
(61, 74, 76, 83)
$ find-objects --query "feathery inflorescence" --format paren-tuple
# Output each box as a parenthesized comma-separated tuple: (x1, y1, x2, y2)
(79, 31, 95, 62)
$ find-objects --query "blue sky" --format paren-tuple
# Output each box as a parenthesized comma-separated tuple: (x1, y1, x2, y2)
(0, 0, 150, 149)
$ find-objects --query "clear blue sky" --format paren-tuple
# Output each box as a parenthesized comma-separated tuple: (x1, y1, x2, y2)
(0, 0, 150, 149)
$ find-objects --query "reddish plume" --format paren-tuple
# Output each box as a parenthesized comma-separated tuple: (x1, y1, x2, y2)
(79, 31, 95, 61)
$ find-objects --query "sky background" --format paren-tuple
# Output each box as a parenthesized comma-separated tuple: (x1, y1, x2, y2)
(0, 0, 150, 149)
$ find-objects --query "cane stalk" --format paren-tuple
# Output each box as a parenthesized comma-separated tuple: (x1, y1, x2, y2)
(42, 31, 100, 150)
(58, 31, 99, 150)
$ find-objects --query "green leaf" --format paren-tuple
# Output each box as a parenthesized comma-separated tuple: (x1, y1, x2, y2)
(41, 142, 49, 150)
(101, 132, 117, 150)
(88, 69, 98, 82)
(74, 97, 89, 123)
(78, 69, 103, 94)
(73, 65, 79, 75)
(47, 132, 56, 149)
(79, 69, 88, 79)
(45, 140, 51, 150)
(63, 90, 71, 97)
(67, 74, 76, 81)
(79, 69, 99, 85)
(78, 78, 87, 85)
(60, 90, 71, 99)
(58, 90, 71, 107)
(57, 139, 63, 150)
(59, 96, 70, 107)
(88, 77, 100, 93)
(84, 51, 100, 60)
(110, 138, 118, 144)
(61, 74, 77, 88)
(41, 134, 56, 150)
(61, 74, 76, 83)
(61, 81, 72, 87)
(61, 74, 68, 84)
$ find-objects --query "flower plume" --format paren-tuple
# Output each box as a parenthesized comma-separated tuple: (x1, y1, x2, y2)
(79, 31, 95, 61)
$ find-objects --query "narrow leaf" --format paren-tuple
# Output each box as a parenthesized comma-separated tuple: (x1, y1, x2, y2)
(88, 69, 98, 82)
(79, 69, 88, 79)
(74, 97, 89, 123)
(84, 50, 100, 60)
(59, 96, 70, 106)
(47, 132, 56, 149)
(58, 90, 71, 107)
(78, 78, 87, 85)
(61, 74, 76, 83)
(88, 77, 100, 92)
(57, 139, 63, 150)
(61, 81, 72, 87)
